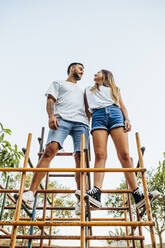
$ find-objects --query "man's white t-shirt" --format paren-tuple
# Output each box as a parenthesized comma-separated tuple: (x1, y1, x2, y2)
(45, 80, 88, 125)
(86, 85, 117, 113)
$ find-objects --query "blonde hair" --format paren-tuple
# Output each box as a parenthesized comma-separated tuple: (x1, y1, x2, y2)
(90, 70, 119, 105)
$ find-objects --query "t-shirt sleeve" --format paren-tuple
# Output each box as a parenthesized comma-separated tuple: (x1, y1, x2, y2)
(45, 81, 60, 100)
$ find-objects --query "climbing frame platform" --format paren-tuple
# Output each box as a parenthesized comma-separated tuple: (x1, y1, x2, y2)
(0, 128, 157, 248)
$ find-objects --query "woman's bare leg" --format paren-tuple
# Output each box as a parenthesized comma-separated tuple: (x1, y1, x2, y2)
(92, 130, 108, 189)
(110, 127, 138, 191)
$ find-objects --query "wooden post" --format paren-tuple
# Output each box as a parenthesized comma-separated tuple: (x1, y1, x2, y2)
(48, 193, 54, 246)
(40, 172, 49, 248)
(80, 134, 86, 248)
(10, 133, 32, 248)
(136, 132, 157, 248)
(123, 193, 130, 247)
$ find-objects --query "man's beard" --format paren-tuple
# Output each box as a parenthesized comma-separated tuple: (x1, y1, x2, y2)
(72, 70, 81, 80)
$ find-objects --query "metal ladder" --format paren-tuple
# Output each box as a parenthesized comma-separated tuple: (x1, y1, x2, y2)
(0, 129, 157, 248)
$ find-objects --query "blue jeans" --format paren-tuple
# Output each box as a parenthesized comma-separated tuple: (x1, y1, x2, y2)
(46, 117, 89, 152)
(91, 105, 125, 134)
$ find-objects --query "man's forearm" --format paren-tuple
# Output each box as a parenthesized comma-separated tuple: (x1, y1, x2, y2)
(47, 98, 55, 118)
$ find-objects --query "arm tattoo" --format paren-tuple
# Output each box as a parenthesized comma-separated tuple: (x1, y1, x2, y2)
(47, 99, 55, 117)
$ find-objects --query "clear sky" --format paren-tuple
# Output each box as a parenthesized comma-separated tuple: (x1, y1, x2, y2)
(0, 0, 165, 245)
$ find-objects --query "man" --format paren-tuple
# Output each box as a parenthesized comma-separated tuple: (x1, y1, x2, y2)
(22, 62, 89, 215)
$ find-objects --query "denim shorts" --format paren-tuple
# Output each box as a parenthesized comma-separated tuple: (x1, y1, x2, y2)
(91, 104, 125, 134)
(46, 117, 89, 153)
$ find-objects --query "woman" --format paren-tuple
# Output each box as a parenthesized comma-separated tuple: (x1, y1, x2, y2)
(76, 69, 159, 210)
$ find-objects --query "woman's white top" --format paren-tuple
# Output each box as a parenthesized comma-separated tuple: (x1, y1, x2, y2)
(86, 85, 117, 113)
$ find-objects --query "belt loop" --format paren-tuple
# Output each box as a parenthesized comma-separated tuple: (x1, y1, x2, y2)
(105, 106, 107, 114)
(105, 106, 110, 114)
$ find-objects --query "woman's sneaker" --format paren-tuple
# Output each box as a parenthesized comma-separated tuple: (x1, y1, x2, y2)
(86, 186, 102, 208)
(22, 191, 34, 209)
(132, 188, 160, 209)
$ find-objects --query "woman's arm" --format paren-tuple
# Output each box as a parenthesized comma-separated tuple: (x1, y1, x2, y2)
(118, 91, 131, 132)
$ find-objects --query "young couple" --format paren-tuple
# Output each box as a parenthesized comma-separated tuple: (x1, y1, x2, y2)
(22, 62, 159, 215)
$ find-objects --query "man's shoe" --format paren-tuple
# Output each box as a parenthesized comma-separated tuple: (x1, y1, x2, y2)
(86, 186, 102, 208)
(75, 202, 81, 215)
(75, 189, 82, 200)
(75, 202, 88, 215)
(22, 191, 34, 209)
(132, 188, 160, 209)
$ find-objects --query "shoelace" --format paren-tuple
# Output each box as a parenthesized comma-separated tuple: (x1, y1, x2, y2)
(134, 189, 143, 198)
(88, 187, 98, 195)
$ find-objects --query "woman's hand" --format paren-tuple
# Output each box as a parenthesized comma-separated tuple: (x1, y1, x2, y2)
(49, 116, 60, 129)
(124, 119, 131, 132)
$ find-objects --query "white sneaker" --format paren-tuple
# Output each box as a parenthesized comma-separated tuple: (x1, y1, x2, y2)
(22, 191, 34, 209)
(75, 189, 81, 200)
(75, 202, 91, 215)
(75, 202, 81, 215)
(75, 189, 87, 200)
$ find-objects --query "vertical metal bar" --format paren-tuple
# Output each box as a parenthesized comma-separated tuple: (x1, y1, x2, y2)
(126, 181, 136, 248)
(123, 193, 130, 247)
(87, 139, 91, 162)
(136, 132, 157, 248)
(85, 197, 92, 248)
(48, 193, 54, 246)
(28, 192, 38, 248)
(136, 146, 145, 248)
(85, 149, 91, 247)
(136, 147, 145, 172)
(10, 133, 32, 248)
(136, 208, 145, 248)
(133, 146, 145, 248)
(40, 172, 49, 248)
(85, 214, 88, 248)
(38, 127, 45, 159)
(28, 127, 46, 247)
(80, 134, 85, 248)
(85, 150, 91, 191)
(86, 198, 92, 234)
(0, 176, 9, 221)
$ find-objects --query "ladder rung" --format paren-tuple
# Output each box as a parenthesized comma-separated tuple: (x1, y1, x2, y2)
(49, 174, 75, 177)
(0, 189, 132, 193)
(56, 152, 73, 156)
(38, 152, 73, 156)
(0, 246, 134, 248)
(19, 217, 126, 221)
(4, 206, 129, 211)
(0, 220, 154, 227)
(0, 234, 144, 240)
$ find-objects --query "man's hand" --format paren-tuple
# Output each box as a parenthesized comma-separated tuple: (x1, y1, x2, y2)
(49, 116, 60, 130)
(124, 119, 131, 132)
